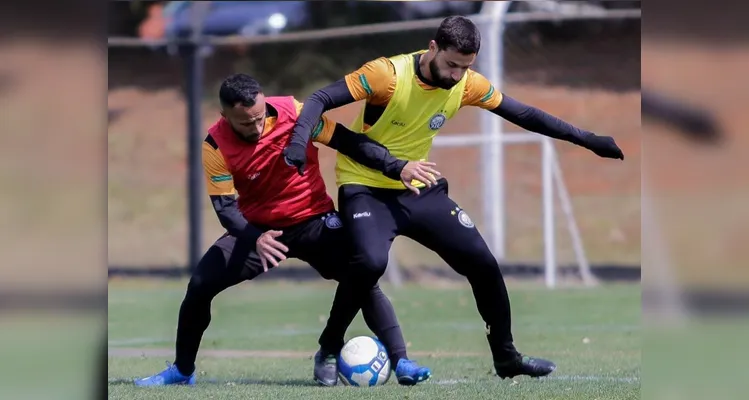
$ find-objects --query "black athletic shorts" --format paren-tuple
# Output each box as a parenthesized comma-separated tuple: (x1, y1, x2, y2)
(338, 177, 494, 278)
(210, 211, 350, 282)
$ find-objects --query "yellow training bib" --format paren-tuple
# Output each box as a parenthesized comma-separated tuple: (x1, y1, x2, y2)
(335, 50, 467, 189)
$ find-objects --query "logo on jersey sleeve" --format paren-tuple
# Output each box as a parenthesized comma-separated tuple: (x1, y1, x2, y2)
(451, 207, 474, 228)
(428, 112, 447, 130)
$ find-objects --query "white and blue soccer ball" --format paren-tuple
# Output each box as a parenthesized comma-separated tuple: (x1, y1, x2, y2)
(337, 336, 391, 387)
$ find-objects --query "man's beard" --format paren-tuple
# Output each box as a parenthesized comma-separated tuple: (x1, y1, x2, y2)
(232, 127, 260, 143)
(428, 59, 458, 90)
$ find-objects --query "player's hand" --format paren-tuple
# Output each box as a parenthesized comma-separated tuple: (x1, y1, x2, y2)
(283, 143, 307, 176)
(584, 134, 624, 160)
(256, 230, 289, 271)
(400, 161, 441, 195)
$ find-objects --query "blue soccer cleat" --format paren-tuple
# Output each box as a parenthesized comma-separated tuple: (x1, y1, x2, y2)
(394, 358, 431, 386)
(133, 362, 196, 387)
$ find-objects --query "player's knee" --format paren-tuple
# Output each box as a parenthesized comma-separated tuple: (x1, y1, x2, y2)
(185, 274, 219, 302)
(465, 246, 502, 279)
(353, 250, 389, 281)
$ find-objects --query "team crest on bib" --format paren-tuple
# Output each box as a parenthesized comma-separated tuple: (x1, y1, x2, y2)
(324, 214, 343, 229)
(457, 210, 474, 228)
(428, 112, 447, 130)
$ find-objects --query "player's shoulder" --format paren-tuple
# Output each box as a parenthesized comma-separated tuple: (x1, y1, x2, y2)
(368, 56, 394, 68)
(465, 68, 488, 83)
(350, 57, 396, 96)
(204, 133, 219, 150)
(202, 133, 227, 167)
(460, 69, 502, 109)
(464, 69, 496, 96)
(355, 56, 395, 76)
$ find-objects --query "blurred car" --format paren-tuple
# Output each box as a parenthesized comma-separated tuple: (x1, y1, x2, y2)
(506, 0, 640, 13)
(398, 1, 482, 19)
(162, 1, 309, 38)
(363, 1, 482, 21)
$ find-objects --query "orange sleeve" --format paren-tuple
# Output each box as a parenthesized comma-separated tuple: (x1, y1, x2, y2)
(202, 141, 236, 196)
(461, 70, 503, 110)
(294, 98, 336, 146)
(343, 57, 396, 106)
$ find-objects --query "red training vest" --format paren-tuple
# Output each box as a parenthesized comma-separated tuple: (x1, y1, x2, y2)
(208, 96, 334, 228)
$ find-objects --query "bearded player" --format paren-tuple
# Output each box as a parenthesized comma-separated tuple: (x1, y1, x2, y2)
(134, 73, 435, 387)
(283, 16, 624, 380)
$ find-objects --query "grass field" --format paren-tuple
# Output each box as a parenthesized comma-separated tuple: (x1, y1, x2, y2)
(108, 279, 640, 399)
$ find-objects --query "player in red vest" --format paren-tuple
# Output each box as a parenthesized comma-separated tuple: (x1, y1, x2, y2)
(134, 74, 436, 387)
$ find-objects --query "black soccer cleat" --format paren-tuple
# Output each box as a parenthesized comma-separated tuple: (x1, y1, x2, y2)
(313, 348, 339, 386)
(495, 355, 556, 379)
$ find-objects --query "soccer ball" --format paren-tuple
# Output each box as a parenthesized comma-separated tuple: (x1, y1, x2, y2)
(337, 336, 391, 387)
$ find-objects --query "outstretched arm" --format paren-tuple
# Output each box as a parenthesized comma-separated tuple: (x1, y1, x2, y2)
(462, 70, 623, 160)
(489, 94, 592, 146)
(318, 120, 406, 181)
(307, 106, 440, 189)
(490, 95, 623, 159)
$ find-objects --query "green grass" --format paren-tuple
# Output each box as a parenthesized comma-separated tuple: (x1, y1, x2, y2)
(108, 280, 640, 399)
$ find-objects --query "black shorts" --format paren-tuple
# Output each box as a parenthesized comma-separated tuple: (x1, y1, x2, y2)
(209, 211, 350, 282)
(338, 178, 495, 278)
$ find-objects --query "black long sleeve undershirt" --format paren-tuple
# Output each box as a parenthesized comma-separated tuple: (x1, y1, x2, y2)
(290, 79, 355, 149)
(209, 195, 263, 244)
(292, 79, 594, 150)
(490, 94, 592, 146)
(327, 123, 407, 180)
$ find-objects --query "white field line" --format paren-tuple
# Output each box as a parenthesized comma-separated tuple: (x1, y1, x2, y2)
(108, 348, 491, 358)
(108, 347, 639, 360)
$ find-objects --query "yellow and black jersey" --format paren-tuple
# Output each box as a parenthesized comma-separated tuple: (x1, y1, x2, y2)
(344, 52, 503, 131)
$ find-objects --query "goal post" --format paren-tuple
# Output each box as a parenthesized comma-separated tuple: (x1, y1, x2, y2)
(476, 1, 594, 288)
(467, 1, 644, 288)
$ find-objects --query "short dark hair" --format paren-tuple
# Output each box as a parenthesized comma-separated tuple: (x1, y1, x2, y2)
(219, 73, 262, 108)
(434, 16, 481, 55)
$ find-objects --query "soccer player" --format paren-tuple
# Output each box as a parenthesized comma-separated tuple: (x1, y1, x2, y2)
(283, 16, 624, 380)
(133, 74, 435, 387)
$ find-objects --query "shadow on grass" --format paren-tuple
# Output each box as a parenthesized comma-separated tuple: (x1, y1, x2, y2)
(109, 378, 320, 387)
